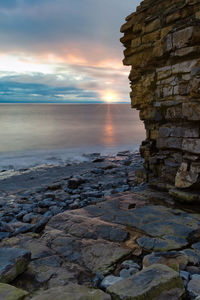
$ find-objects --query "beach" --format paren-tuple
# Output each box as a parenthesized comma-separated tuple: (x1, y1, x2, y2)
(1, 150, 200, 299)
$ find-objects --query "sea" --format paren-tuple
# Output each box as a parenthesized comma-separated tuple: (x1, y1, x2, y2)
(0, 104, 145, 172)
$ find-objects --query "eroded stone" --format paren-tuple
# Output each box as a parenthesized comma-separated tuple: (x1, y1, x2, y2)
(107, 264, 184, 300)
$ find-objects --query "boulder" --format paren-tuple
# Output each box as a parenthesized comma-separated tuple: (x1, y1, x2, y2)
(107, 264, 185, 300)
(0, 283, 28, 300)
(82, 242, 131, 275)
(143, 251, 188, 271)
(68, 177, 85, 189)
(31, 283, 111, 300)
(188, 274, 200, 298)
(169, 189, 200, 203)
(101, 275, 123, 289)
(0, 248, 31, 283)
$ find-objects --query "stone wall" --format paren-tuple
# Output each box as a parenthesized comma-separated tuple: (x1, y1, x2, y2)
(120, 0, 200, 201)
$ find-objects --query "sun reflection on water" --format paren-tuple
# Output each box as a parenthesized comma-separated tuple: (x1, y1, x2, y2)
(102, 104, 116, 146)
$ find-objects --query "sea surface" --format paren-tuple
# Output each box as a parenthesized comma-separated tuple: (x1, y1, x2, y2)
(0, 104, 145, 172)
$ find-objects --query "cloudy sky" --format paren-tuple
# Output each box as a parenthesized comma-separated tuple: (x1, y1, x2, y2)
(0, 0, 140, 103)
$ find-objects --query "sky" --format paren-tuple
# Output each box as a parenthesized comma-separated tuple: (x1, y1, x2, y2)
(0, 0, 140, 103)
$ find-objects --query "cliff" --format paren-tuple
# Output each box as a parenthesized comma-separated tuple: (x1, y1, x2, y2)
(120, 0, 200, 202)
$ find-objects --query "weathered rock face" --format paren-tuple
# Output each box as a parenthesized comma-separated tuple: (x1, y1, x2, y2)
(121, 0, 200, 201)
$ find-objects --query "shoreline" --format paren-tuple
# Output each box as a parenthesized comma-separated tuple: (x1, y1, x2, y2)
(1, 151, 200, 299)
(0, 150, 144, 237)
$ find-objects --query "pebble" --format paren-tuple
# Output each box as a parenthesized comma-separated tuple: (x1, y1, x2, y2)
(120, 269, 133, 278)
(188, 274, 200, 298)
(0, 151, 144, 240)
(100, 275, 123, 289)
(121, 260, 140, 270)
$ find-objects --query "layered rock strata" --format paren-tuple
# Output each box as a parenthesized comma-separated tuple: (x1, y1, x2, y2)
(121, 0, 200, 201)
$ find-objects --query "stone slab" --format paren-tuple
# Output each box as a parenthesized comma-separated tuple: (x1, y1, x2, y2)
(0, 283, 28, 300)
(0, 248, 31, 283)
(31, 283, 111, 300)
(107, 264, 184, 300)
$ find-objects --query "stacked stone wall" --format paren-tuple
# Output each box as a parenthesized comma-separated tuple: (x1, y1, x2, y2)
(121, 0, 200, 201)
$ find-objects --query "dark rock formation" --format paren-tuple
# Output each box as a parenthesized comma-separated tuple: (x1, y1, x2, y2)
(120, 0, 200, 201)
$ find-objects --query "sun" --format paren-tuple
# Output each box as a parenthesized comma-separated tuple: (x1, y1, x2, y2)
(102, 91, 119, 103)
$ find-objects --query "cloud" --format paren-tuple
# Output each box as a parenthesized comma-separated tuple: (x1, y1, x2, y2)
(0, 79, 99, 103)
(0, 0, 140, 57)
(0, 0, 141, 103)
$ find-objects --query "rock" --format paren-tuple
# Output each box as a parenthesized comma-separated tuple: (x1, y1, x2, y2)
(38, 200, 56, 208)
(180, 270, 190, 283)
(182, 139, 200, 155)
(0, 232, 11, 241)
(31, 283, 111, 300)
(14, 224, 33, 235)
(181, 249, 200, 265)
(175, 162, 199, 188)
(68, 177, 85, 189)
(186, 266, 200, 276)
(107, 264, 185, 300)
(27, 259, 56, 284)
(169, 189, 200, 203)
(192, 242, 200, 252)
(32, 217, 50, 233)
(101, 275, 123, 289)
(91, 168, 104, 175)
(137, 235, 187, 252)
(92, 157, 105, 163)
(48, 183, 62, 191)
(22, 239, 52, 260)
(22, 213, 38, 223)
(0, 248, 31, 283)
(0, 283, 28, 300)
(188, 274, 200, 298)
(120, 268, 138, 278)
(120, 0, 200, 196)
(43, 193, 55, 200)
(82, 242, 131, 275)
(121, 260, 140, 270)
(117, 151, 130, 157)
(143, 251, 188, 271)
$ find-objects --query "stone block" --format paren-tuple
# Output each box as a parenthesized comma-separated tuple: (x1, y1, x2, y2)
(157, 66, 172, 80)
(182, 139, 200, 154)
(173, 27, 197, 49)
(142, 30, 160, 44)
(166, 11, 181, 24)
(165, 106, 183, 120)
(131, 37, 141, 48)
(174, 46, 200, 57)
(169, 188, 200, 202)
(0, 283, 28, 300)
(182, 103, 200, 121)
(107, 264, 184, 300)
(143, 251, 188, 271)
(175, 163, 199, 188)
(31, 284, 111, 300)
(157, 137, 182, 149)
(188, 275, 200, 298)
(144, 18, 160, 33)
(0, 248, 31, 283)
(163, 33, 173, 52)
(172, 60, 197, 74)
(163, 85, 173, 97)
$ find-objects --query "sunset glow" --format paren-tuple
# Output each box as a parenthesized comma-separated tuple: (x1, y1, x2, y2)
(0, 0, 141, 103)
(101, 91, 120, 103)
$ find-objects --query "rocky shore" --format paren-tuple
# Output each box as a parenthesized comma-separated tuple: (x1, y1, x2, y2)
(120, 0, 200, 201)
(0, 151, 200, 299)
